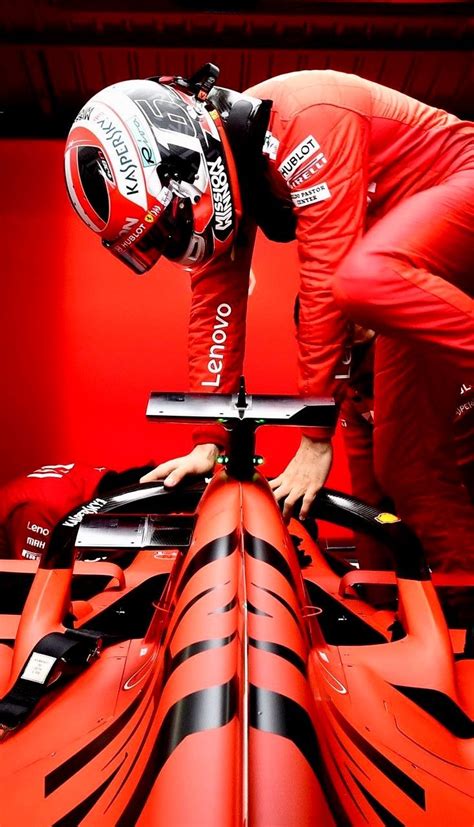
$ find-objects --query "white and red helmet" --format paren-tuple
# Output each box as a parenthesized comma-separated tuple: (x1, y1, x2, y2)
(64, 69, 241, 273)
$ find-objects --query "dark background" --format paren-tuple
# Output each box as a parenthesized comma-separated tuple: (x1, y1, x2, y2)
(0, 0, 472, 497)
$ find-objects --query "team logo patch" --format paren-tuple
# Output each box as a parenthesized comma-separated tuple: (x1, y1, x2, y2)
(263, 131, 280, 161)
(278, 135, 321, 180)
(291, 182, 331, 207)
(288, 152, 328, 188)
(375, 512, 400, 525)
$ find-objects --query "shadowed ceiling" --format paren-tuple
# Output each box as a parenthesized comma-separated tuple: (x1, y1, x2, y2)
(1, 0, 473, 136)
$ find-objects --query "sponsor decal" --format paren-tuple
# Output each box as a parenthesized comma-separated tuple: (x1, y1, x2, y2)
(262, 131, 279, 161)
(375, 512, 400, 525)
(97, 149, 114, 183)
(456, 398, 474, 418)
(26, 536, 46, 550)
(62, 498, 107, 528)
(456, 383, 474, 417)
(94, 112, 141, 196)
(207, 156, 233, 235)
(201, 303, 232, 388)
(288, 152, 328, 188)
(22, 652, 57, 685)
(22, 549, 40, 560)
(278, 135, 322, 180)
(118, 216, 140, 237)
(27, 464, 74, 479)
(74, 105, 93, 122)
(127, 114, 157, 168)
(291, 182, 331, 207)
(113, 202, 166, 254)
(27, 522, 50, 536)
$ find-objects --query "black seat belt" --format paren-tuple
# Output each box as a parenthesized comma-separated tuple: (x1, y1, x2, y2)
(0, 628, 103, 735)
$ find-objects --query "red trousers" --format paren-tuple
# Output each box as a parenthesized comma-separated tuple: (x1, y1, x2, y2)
(334, 166, 474, 573)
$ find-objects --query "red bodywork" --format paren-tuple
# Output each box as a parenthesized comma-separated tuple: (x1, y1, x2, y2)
(0, 468, 472, 824)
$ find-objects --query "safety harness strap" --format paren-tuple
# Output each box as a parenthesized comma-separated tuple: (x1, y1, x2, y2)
(0, 628, 102, 734)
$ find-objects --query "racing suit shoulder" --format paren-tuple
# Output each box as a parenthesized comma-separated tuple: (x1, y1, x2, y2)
(0, 463, 109, 560)
(247, 70, 373, 125)
(270, 104, 370, 404)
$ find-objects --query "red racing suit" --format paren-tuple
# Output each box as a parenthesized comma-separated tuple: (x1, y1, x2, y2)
(0, 463, 109, 560)
(341, 340, 474, 568)
(188, 70, 474, 572)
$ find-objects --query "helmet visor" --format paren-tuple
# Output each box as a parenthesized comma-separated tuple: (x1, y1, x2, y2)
(104, 197, 193, 274)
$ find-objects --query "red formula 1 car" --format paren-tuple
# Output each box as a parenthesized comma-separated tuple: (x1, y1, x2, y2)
(0, 385, 472, 825)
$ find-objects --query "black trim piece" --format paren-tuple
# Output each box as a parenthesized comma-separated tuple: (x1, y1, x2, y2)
(304, 581, 388, 646)
(333, 730, 370, 781)
(103, 692, 155, 771)
(175, 532, 237, 599)
(169, 632, 237, 675)
(116, 678, 237, 826)
(43, 481, 197, 570)
(249, 637, 306, 676)
(251, 582, 301, 628)
(250, 684, 319, 776)
(247, 601, 272, 617)
(245, 531, 297, 589)
(78, 574, 169, 640)
(167, 583, 225, 648)
(330, 703, 425, 809)
(209, 595, 238, 614)
(341, 763, 370, 822)
(348, 769, 405, 827)
(52, 757, 126, 826)
(45, 689, 145, 796)
(104, 695, 160, 812)
(309, 488, 430, 581)
(392, 684, 474, 739)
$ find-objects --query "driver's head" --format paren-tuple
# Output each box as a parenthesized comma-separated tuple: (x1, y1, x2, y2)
(64, 66, 241, 274)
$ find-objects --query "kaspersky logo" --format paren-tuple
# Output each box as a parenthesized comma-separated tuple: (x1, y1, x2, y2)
(62, 498, 107, 528)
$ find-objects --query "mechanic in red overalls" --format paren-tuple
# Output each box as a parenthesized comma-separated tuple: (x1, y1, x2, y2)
(338, 329, 474, 570)
(0, 463, 153, 560)
(64, 65, 474, 575)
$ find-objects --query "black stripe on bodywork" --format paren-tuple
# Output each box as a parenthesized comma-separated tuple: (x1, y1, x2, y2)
(247, 601, 272, 617)
(175, 532, 237, 600)
(251, 582, 301, 628)
(392, 684, 474, 739)
(348, 769, 405, 827)
(330, 703, 425, 809)
(167, 582, 226, 648)
(245, 532, 297, 589)
(45, 690, 145, 796)
(249, 637, 306, 676)
(169, 632, 237, 675)
(250, 684, 319, 775)
(52, 756, 126, 826)
(209, 595, 238, 614)
(116, 678, 237, 826)
(333, 730, 370, 780)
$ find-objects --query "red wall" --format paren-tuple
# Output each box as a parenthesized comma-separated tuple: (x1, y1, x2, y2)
(0, 139, 350, 494)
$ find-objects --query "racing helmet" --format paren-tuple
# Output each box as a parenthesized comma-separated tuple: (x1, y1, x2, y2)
(64, 65, 242, 273)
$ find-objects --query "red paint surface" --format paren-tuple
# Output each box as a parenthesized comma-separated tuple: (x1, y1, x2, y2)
(0, 139, 350, 505)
